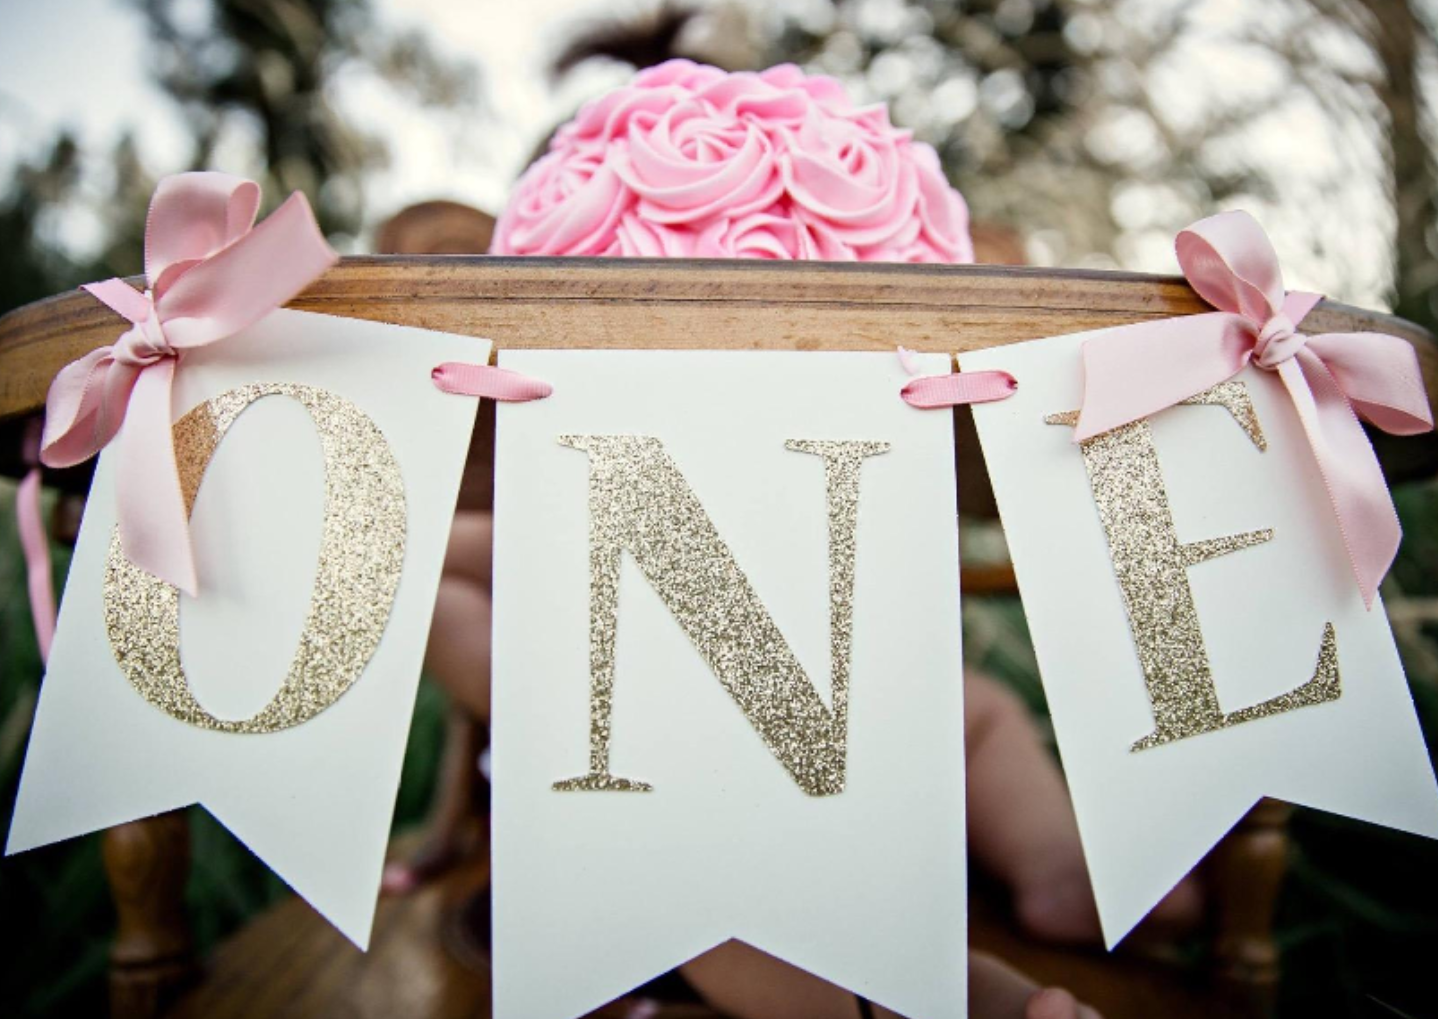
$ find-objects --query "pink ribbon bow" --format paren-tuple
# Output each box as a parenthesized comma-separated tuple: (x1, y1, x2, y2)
(1074, 210, 1433, 608)
(39, 172, 338, 595)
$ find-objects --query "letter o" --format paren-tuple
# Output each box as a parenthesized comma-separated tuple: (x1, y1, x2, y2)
(102, 382, 406, 733)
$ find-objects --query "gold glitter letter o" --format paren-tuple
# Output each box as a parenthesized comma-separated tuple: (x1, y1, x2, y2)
(102, 383, 407, 734)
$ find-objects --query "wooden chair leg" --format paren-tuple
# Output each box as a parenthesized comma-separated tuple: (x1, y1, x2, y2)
(103, 811, 197, 1019)
(1207, 797, 1292, 1018)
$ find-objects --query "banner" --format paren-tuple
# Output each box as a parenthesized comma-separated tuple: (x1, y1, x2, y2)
(7, 308, 490, 947)
(965, 330, 1438, 946)
(491, 350, 968, 1019)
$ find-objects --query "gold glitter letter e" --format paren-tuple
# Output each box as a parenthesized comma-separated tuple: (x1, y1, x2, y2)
(553, 436, 889, 796)
(1047, 382, 1340, 752)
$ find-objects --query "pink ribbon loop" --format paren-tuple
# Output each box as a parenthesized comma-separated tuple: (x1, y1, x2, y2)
(39, 172, 338, 595)
(901, 370, 1017, 409)
(1074, 210, 1434, 608)
(431, 363, 553, 402)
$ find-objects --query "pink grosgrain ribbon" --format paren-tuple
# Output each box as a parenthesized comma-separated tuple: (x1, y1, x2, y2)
(1073, 210, 1433, 608)
(431, 362, 553, 401)
(39, 172, 338, 595)
(17, 468, 55, 664)
(901, 370, 1017, 408)
(16, 419, 55, 663)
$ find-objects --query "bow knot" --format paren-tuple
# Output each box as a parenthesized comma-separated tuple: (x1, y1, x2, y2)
(1073, 210, 1433, 608)
(1253, 312, 1304, 369)
(112, 296, 176, 368)
(39, 172, 337, 594)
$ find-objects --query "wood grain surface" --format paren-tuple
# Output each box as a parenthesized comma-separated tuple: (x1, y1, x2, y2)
(3, 257, 1435, 421)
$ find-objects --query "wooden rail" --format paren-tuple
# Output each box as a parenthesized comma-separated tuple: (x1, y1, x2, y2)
(3, 257, 1435, 420)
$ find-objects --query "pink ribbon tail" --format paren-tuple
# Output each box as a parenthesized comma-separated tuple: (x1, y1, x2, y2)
(1278, 352, 1399, 609)
(118, 359, 197, 594)
(432, 363, 553, 401)
(901, 370, 1017, 409)
(16, 469, 56, 664)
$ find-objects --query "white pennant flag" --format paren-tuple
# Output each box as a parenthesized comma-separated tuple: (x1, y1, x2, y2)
(7, 308, 489, 947)
(965, 328, 1438, 947)
(492, 350, 967, 1019)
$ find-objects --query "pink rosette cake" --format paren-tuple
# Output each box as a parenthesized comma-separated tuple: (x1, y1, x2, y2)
(492, 59, 974, 263)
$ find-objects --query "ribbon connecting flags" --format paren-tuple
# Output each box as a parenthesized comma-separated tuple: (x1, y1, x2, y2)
(1074, 210, 1433, 607)
(38, 172, 338, 594)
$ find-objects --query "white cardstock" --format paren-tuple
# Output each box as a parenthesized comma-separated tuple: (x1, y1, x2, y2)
(964, 329, 1438, 947)
(7, 308, 490, 948)
(492, 350, 967, 1019)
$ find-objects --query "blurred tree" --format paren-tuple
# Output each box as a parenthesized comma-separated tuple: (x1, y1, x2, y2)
(0, 0, 482, 319)
(0, 133, 89, 315)
(95, 133, 159, 276)
(0, 132, 157, 317)
(548, 0, 1438, 330)
(133, 0, 482, 240)
(553, 4, 714, 81)
(1348, 0, 1438, 331)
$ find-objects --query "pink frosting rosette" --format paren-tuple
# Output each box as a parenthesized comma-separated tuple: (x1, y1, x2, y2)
(492, 60, 974, 263)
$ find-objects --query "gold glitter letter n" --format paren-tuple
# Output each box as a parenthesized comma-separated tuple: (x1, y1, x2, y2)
(553, 436, 889, 796)
(1047, 382, 1340, 752)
